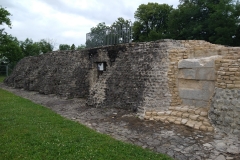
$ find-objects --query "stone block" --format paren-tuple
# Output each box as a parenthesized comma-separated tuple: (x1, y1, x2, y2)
(180, 107, 188, 112)
(157, 112, 165, 116)
(167, 117, 176, 123)
(176, 112, 183, 117)
(199, 125, 208, 131)
(203, 121, 212, 127)
(144, 116, 150, 120)
(154, 116, 161, 121)
(182, 113, 190, 118)
(189, 114, 199, 120)
(195, 110, 201, 115)
(174, 121, 181, 125)
(178, 69, 196, 79)
(196, 68, 215, 80)
(165, 111, 172, 115)
(179, 81, 215, 101)
(171, 111, 178, 116)
(159, 116, 167, 121)
(207, 127, 214, 132)
(178, 57, 215, 69)
(145, 112, 152, 116)
(152, 111, 157, 116)
(186, 120, 195, 128)
(181, 119, 188, 124)
(200, 111, 208, 116)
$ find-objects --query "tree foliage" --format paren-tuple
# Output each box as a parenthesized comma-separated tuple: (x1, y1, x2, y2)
(168, 0, 240, 46)
(76, 44, 86, 50)
(0, 6, 11, 29)
(133, 3, 173, 42)
(86, 18, 132, 48)
(59, 44, 71, 51)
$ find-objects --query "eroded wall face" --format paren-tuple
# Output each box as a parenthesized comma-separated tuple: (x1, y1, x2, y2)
(4, 51, 91, 98)
(87, 41, 177, 113)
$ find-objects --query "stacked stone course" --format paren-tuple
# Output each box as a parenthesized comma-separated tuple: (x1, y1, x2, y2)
(144, 105, 214, 131)
(216, 56, 240, 89)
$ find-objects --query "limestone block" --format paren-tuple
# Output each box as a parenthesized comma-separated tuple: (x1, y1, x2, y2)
(167, 117, 176, 123)
(189, 114, 199, 120)
(176, 112, 183, 117)
(175, 106, 182, 111)
(207, 127, 214, 132)
(165, 111, 172, 115)
(195, 110, 201, 115)
(159, 116, 168, 121)
(144, 116, 151, 120)
(229, 68, 238, 72)
(174, 121, 181, 125)
(182, 113, 190, 118)
(186, 120, 195, 128)
(178, 68, 215, 80)
(178, 69, 196, 79)
(200, 111, 208, 116)
(188, 109, 195, 114)
(180, 107, 189, 112)
(181, 119, 188, 124)
(196, 68, 215, 80)
(193, 124, 200, 130)
(157, 112, 165, 116)
(202, 121, 211, 127)
(152, 111, 157, 116)
(179, 81, 215, 101)
(171, 111, 178, 116)
(154, 116, 161, 121)
(169, 106, 176, 110)
(199, 125, 208, 131)
(178, 79, 202, 89)
(178, 57, 216, 69)
(145, 112, 152, 116)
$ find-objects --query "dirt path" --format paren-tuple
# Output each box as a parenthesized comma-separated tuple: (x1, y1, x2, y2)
(1, 83, 239, 160)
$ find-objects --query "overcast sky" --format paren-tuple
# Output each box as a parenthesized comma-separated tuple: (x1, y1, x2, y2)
(2, 0, 179, 49)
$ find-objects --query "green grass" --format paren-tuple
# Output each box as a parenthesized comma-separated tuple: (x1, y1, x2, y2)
(0, 88, 172, 160)
(0, 76, 5, 83)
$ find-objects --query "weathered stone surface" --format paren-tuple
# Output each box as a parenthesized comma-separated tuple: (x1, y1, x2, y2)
(178, 68, 215, 80)
(210, 88, 240, 135)
(178, 57, 216, 69)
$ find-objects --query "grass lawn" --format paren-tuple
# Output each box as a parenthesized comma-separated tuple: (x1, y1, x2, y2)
(0, 78, 171, 160)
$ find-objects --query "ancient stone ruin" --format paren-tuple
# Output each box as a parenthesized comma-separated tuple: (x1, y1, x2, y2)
(4, 39, 240, 135)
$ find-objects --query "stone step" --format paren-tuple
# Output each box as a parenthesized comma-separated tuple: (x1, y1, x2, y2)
(144, 115, 214, 132)
(144, 105, 214, 131)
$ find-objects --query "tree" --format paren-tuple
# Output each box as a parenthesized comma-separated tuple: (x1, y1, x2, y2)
(0, 6, 22, 65)
(110, 17, 132, 43)
(86, 22, 109, 48)
(0, 6, 11, 29)
(70, 44, 76, 50)
(0, 33, 22, 64)
(20, 38, 41, 57)
(59, 44, 70, 51)
(19, 38, 54, 57)
(168, 0, 240, 46)
(133, 3, 173, 42)
(38, 39, 54, 54)
(76, 44, 86, 50)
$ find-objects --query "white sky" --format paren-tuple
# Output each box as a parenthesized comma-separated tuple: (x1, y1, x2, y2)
(1, 0, 179, 49)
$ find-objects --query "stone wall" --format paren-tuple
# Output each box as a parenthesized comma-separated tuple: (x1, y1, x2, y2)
(4, 39, 240, 135)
